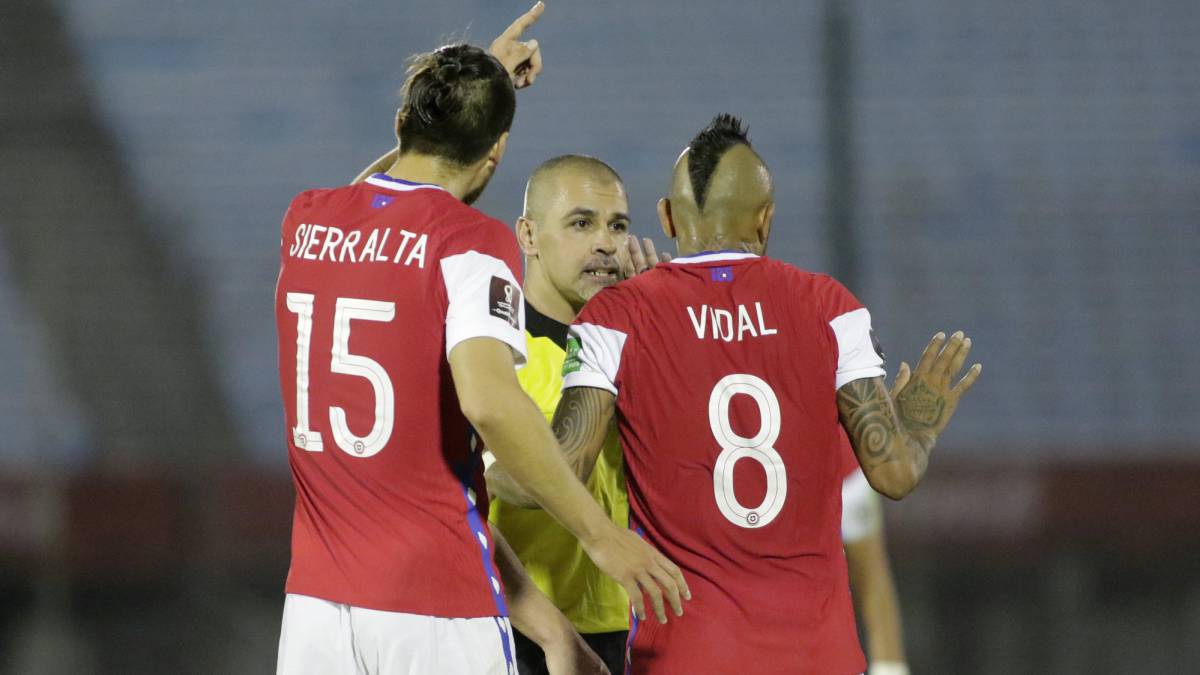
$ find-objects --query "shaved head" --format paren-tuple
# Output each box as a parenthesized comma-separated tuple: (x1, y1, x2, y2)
(524, 154, 623, 221)
(672, 144, 773, 224)
(517, 154, 631, 319)
(661, 114, 774, 255)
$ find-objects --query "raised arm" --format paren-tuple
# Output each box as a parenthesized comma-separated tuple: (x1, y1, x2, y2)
(487, 385, 614, 506)
(837, 331, 981, 499)
(352, 3, 544, 183)
(352, 148, 398, 184)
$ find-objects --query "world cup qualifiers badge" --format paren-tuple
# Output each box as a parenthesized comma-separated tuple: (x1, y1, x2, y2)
(562, 336, 582, 375)
(489, 276, 521, 329)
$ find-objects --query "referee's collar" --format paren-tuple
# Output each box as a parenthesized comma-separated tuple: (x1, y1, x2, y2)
(525, 301, 569, 350)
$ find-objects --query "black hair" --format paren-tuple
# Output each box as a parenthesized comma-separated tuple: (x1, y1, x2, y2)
(686, 114, 750, 209)
(398, 44, 516, 166)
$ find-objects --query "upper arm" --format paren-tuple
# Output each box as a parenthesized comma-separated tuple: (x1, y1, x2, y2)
(561, 285, 635, 395)
(555, 286, 631, 481)
(440, 219, 527, 366)
(818, 275, 896, 470)
(449, 336, 524, 423)
(551, 385, 615, 481)
(818, 274, 885, 388)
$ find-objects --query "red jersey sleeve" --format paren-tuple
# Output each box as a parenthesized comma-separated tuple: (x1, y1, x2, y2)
(562, 284, 638, 395)
(437, 217, 527, 365)
(279, 189, 324, 258)
(813, 275, 886, 389)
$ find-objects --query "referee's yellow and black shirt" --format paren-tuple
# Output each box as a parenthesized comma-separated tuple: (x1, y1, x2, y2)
(487, 301, 630, 633)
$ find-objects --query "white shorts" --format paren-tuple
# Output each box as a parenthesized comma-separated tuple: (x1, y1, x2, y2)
(277, 594, 517, 675)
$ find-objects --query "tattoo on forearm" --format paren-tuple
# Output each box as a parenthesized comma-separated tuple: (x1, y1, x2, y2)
(551, 387, 612, 475)
(837, 378, 898, 464)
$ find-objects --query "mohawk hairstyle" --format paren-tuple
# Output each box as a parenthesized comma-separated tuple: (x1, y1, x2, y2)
(686, 114, 750, 210)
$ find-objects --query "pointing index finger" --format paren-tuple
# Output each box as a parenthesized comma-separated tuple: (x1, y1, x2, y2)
(500, 1, 545, 42)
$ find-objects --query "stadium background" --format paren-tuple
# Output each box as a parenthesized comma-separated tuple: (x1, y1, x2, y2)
(1, 0, 1197, 672)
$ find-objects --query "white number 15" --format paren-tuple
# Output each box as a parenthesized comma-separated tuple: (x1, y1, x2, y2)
(286, 293, 395, 458)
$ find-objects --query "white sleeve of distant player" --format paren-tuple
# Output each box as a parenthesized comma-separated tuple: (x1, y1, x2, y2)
(841, 468, 883, 543)
(829, 308, 886, 389)
(561, 322, 628, 396)
(441, 251, 527, 366)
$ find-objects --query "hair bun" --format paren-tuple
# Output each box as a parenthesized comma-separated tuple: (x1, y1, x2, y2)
(433, 59, 463, 84)
(410, 54, 469, 126)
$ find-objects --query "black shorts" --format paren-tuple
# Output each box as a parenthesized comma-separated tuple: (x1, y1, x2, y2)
(512, 626, 628, 675)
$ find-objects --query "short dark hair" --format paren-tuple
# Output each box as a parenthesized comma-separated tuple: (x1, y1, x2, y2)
(524, 154, 625, 219)
(686, 114, 750, 209)
(530, 154, 623, 186)
(398, 44, 516, 166)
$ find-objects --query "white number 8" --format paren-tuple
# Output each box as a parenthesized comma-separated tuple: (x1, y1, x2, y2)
(709, 374, 787, 528)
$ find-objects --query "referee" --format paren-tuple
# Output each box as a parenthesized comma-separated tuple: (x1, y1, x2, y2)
(487, 155, 666, 675)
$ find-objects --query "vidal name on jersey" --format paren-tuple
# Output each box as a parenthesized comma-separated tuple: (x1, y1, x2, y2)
(685, 301, 778, 342)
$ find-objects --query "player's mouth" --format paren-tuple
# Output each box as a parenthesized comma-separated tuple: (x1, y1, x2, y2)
(581, 263, 620, 285)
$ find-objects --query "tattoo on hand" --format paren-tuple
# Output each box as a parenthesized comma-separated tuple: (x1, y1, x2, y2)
(895, 379, 945, 428)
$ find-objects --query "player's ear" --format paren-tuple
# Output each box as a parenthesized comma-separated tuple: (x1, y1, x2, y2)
(516, 216, 538, 256)
(756, 200, 775, 248)
(487, 132, 510, 169)
(394, 108, 404, 142)
(657, 198, 677, 240)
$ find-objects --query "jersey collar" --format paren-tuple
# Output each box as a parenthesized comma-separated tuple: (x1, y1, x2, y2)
(669, 250, 760, 264)
(364, 173, 448, 193)
(525, 301, 569, 350)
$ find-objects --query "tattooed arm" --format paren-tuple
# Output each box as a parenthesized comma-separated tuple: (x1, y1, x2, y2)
(486, 386, 616, 508)
(837, 331, 982, 500)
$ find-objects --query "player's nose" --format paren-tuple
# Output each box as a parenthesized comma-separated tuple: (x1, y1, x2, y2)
(592, 228, 619, 255)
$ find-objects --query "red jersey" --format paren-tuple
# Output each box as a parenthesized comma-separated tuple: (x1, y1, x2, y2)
(840, 428, 862, 480)
(275, 174, 526, 617)
(562, 251, 884, 675)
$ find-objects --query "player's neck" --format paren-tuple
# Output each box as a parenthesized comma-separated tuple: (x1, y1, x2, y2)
(675, 222, 764, 257)
(385, 154, 480, 202)
(676, 237, 762, 257)
(524, 259, 579, 325)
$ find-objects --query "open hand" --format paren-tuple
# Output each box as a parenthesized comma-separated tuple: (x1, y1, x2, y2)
(621, 236, 672, 278)
(489, 2, 545, 88)
(892, 331, 982, 445)
(583, 526, 690, 624)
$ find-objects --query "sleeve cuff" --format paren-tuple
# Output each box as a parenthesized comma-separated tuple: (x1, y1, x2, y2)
(562, 370, 618, 396)
(835, 365, 886, 390)
(446, 322, 527, 367)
